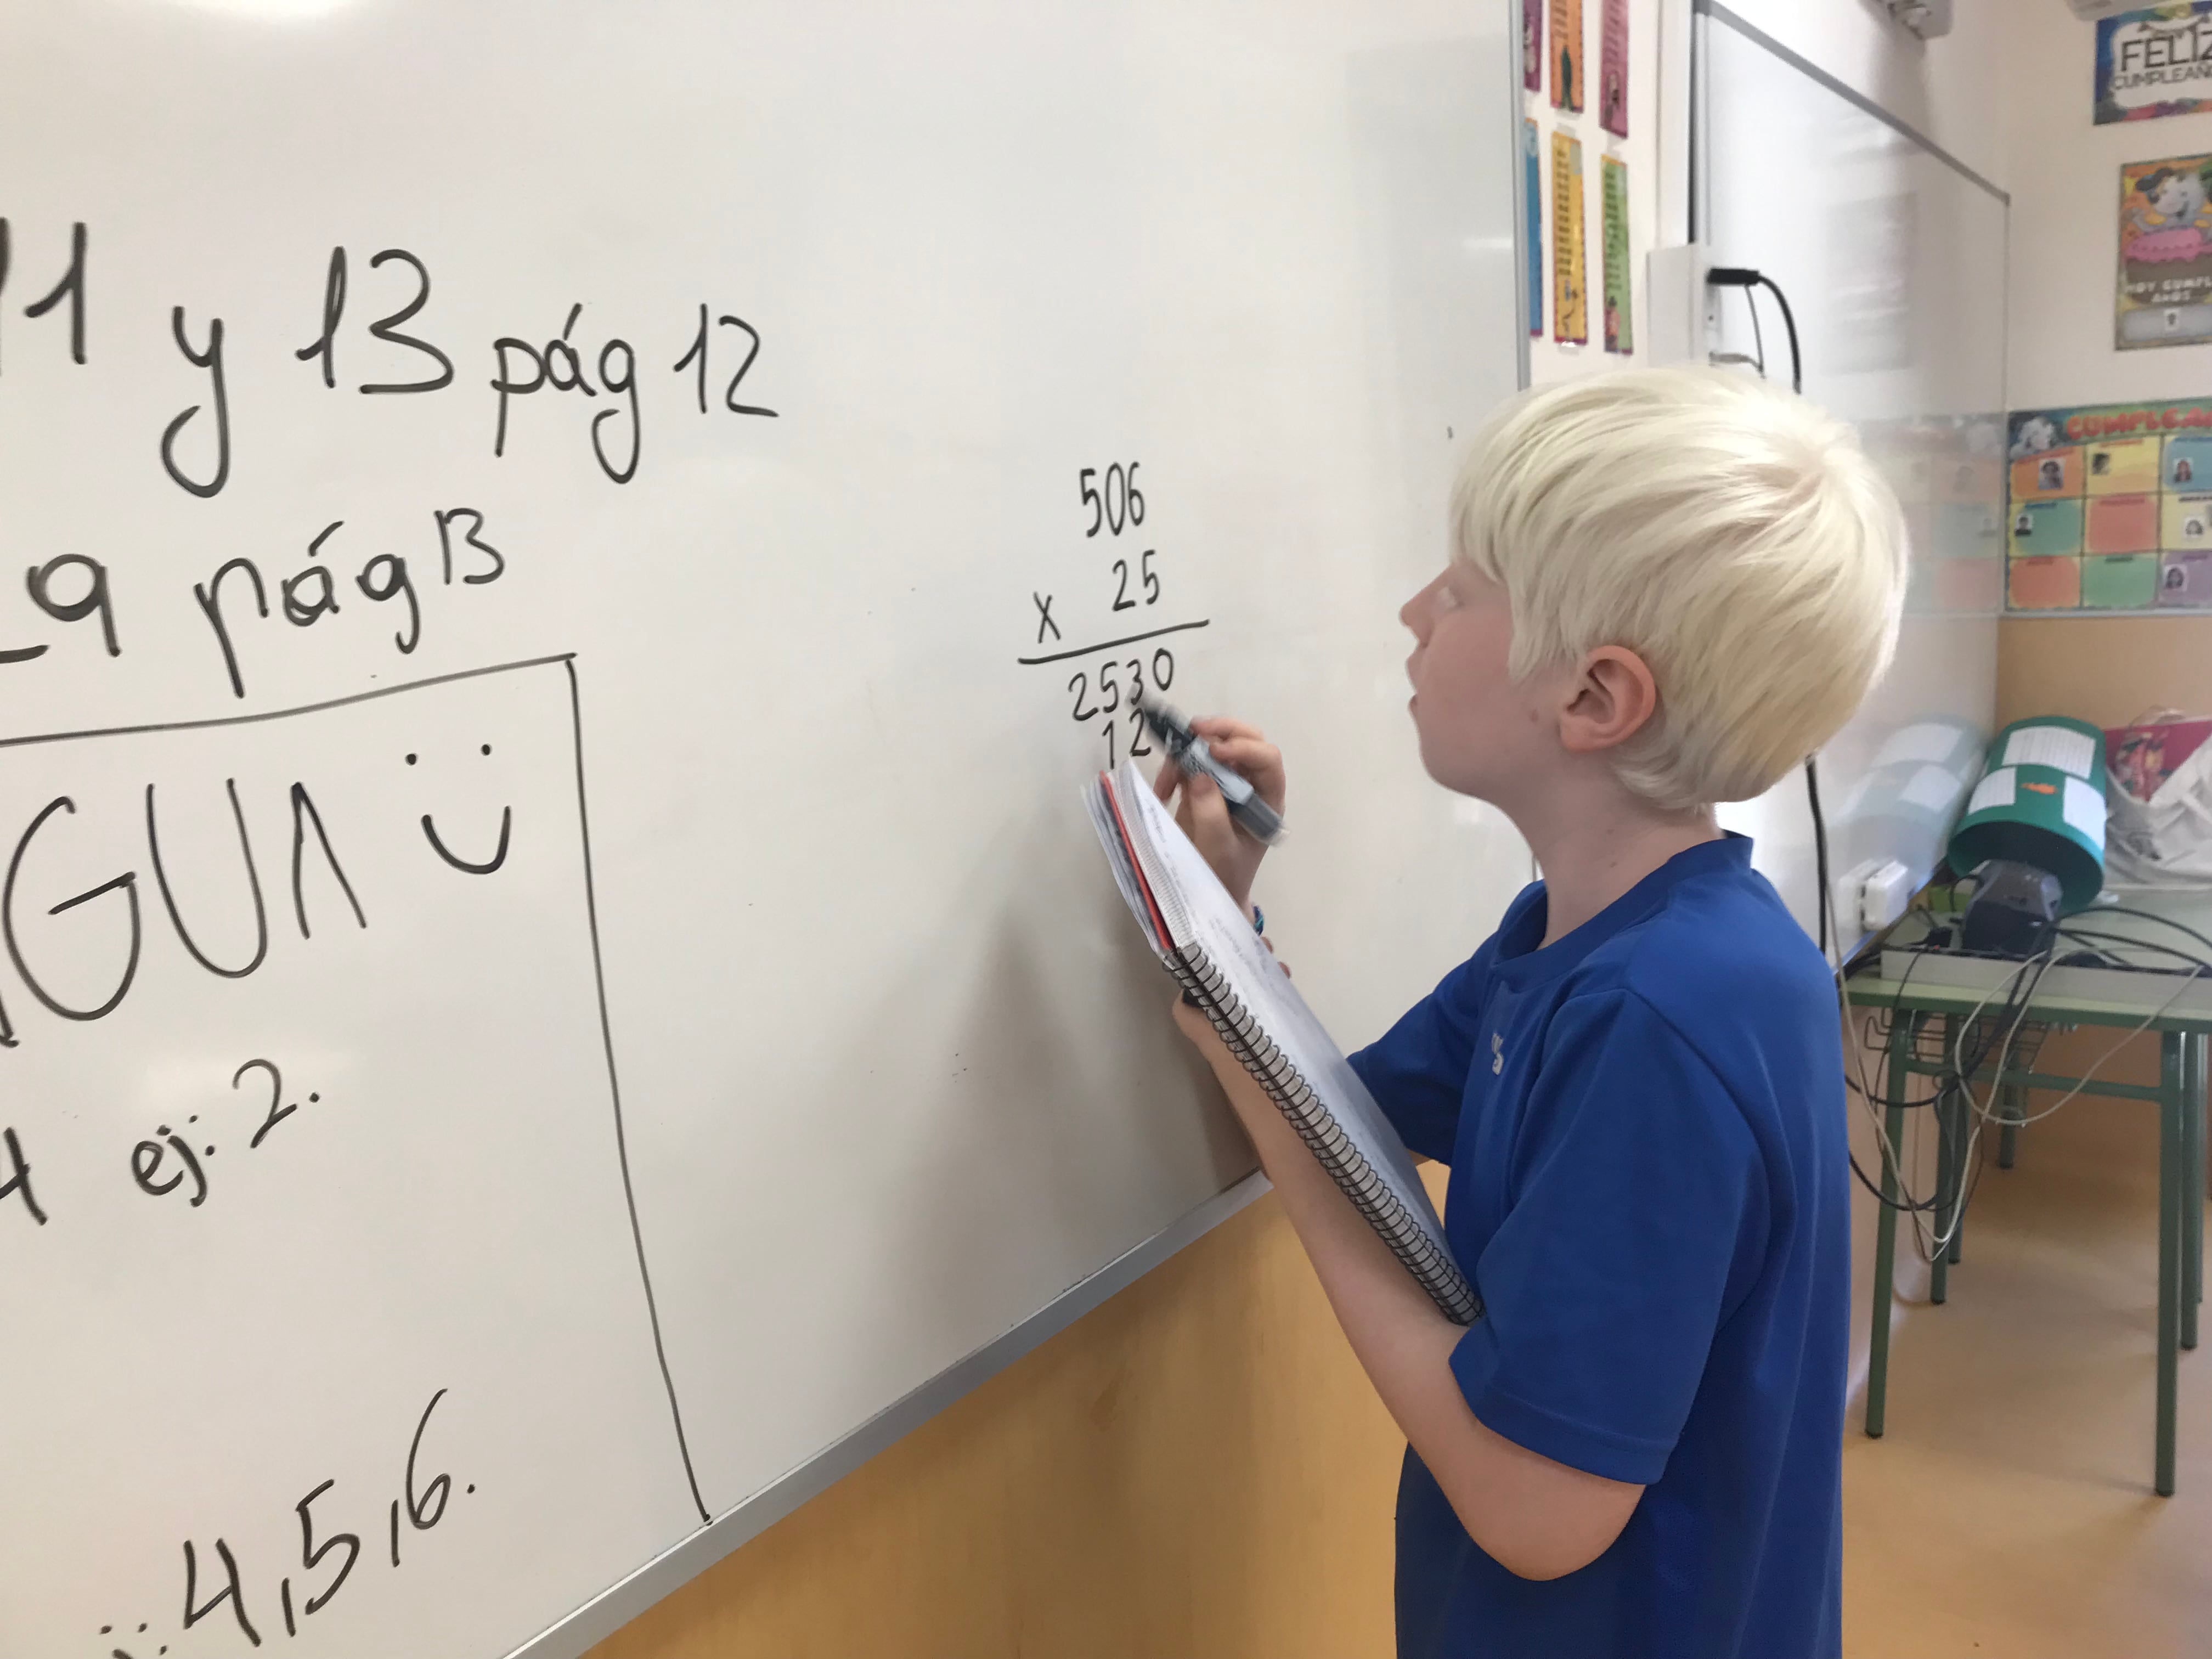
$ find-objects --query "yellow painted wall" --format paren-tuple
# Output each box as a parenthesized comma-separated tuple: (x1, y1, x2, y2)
(589, 1171, 1446, 1659)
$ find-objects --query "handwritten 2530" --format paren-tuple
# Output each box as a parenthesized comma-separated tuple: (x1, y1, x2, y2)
(1070, 647, 1175, 770)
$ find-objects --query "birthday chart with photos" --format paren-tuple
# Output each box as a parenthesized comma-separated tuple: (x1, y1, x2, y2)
(2006, 398, 2212, 612)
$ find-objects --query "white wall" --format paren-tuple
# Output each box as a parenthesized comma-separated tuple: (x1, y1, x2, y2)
(2007, 6, 2212, 407)
(1718, 0, 2011, 189)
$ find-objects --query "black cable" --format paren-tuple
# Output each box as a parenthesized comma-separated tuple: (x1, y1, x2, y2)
(1846, 939, 1948, 1211)
(2087, 904, 2212, 963)
(1807, 757, 1830, 956)
(1847, 946, 1945, 1112)
(1843, 938, 2052, 1214)
(2055, 926, 2212, 978)
(1708, 266, 1803, 393)
(1754, 275, 1803, 394)
(1937, 947, 2055, 1238)
(1863, 923, 2212, 1222)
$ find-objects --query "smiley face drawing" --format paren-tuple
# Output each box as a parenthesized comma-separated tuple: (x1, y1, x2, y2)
(409, 743, 512, 874)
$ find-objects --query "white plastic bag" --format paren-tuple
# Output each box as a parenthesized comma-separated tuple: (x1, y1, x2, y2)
(2106, 709, 2212, 887)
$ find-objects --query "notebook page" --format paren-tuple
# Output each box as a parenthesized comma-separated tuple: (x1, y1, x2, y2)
(1086, 775, 1164, 949)
(1109, 763, 1449, 1240)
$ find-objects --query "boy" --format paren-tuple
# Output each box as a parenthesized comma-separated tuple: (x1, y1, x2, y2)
(1158, 367, 1905, 1659)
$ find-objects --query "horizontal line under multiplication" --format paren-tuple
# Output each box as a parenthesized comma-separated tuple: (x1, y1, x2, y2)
(1016, 618, 1211, 667)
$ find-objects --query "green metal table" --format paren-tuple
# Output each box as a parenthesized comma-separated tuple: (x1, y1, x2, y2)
(1846, 896, 2212, 1496)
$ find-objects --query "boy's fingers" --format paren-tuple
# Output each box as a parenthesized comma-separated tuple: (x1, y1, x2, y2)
(1181, 771, 1234, 842)
(1201, 738, 1287, 806)
(1190, 715, 1266, 743)
(1153, 759, 1186, 803)
(1203, 736, 1285, 777)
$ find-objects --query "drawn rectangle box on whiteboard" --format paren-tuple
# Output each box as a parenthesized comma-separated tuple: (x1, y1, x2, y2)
(0, 657, 698, 1659)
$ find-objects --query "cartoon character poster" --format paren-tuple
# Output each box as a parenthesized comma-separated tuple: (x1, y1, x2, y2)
(2118, 153, 2212, 348)
(1524, 0, 1543, 92)
(2005, 397, 2212, 611)
(1602, 157, 1632, 354)
(1551, 0, 1584, 114)
(1526, 119, 1545, 338)
(1600, 0, 1629, 137)
(2096, 4, 2212, 125)
(1552, 131, 1587, 346)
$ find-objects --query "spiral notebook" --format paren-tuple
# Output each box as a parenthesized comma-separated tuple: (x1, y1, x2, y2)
(1086, 761, 1479, 1324)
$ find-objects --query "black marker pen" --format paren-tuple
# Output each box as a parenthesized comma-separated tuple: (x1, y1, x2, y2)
(1135, 693, 1286, 845)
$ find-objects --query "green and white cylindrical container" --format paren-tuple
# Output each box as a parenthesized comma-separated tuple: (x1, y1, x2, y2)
(1946, 716, 2108, 910)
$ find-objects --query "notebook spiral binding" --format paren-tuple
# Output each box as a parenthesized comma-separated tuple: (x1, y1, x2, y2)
(1170, 949, 1481, 1326)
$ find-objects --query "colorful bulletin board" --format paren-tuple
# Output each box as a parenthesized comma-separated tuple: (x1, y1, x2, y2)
(2007, 398, 2212, 611)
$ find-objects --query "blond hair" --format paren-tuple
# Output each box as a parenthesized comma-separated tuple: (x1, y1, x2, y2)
(1450, 367, 1906, 809)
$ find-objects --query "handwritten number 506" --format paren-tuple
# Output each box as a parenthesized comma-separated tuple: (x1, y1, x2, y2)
(1078, 462, 1144, 538)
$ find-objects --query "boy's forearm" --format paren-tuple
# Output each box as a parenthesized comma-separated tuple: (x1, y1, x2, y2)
(1210, 1056, 1640, 1580)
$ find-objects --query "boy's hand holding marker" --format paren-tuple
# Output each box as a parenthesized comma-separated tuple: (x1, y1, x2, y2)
(1142, 696, 1286, 921)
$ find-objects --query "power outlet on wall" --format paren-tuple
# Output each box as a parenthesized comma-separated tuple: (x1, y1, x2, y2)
(1647, 244, 1714, 368)
(1835, 859, 1917, 937)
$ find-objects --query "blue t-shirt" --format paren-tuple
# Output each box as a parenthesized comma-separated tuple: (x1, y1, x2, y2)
(1348, 834, 1848, 1659)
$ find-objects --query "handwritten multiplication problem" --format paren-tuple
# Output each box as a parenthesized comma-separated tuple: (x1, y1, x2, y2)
(0, 216, 782, 699)
(1018, 461, 1210, 768)
(94, 1389, 466, 1657)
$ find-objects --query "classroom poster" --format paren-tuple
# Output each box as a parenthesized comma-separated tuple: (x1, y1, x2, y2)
(1526, 119, 1545, 337)
(1524, 0, 1543, 92)
(1551, 0, 1584, 113)
(1602, 156, 1632, 354)
(1600, 0, 1630, 137)
(2096, 4, 2212, 125)
(1552, 130, 1588, 345)
(2006, 397, 2212, 611)
(2118, 153, 2212, 347)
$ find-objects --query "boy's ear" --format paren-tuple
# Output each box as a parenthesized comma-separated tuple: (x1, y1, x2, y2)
(1556, 646, 1660, 755)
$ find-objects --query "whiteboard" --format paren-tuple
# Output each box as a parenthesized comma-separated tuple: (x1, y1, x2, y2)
(1696, 2, 2007, 954)
(0, 4, 1527, 1655)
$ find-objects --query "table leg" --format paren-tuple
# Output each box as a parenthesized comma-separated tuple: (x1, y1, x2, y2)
(1998, 1081, 2021, 1171)
(1931, 1019, 1953, 1304)
(2186, 1034, 2204, 1352)
(1934, 1016, 1964, 1296)
(1866, 1014, 1911, 1440)
(2158, 1032, 2182, 1497)
(1947, 1076, 1966, 1266)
